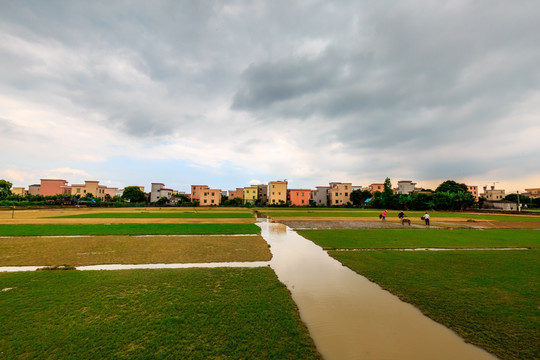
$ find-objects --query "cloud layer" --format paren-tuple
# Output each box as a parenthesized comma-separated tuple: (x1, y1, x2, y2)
(1, 1, 539, 192)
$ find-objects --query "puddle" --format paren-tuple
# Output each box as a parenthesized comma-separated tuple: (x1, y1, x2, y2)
(334, 247, 529, 251)
(0, 261, 270, 272)
(258, 219, 496, 360)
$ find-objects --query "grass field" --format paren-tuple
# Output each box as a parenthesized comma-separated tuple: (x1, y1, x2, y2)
(298, 228, 540, 249)
(0, 267, 320, 359)
(327, 249, 539, 360)
(0, 235, 271, 266)
(0, 223, 260, 236)
(49, 212, 254, 219)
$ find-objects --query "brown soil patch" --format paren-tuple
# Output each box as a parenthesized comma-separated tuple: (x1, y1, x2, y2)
(0, 235, 271, 266)
(0, 218, 255, 225)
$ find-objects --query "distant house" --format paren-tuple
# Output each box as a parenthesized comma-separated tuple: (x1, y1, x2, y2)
(368, 183, 384, 193)
(467, 185, 479, 202)
(524, 188, 540, 199)
(312, 186, 330, 206)
(482, 200, 516, 211)
(11, 187, 27, 196)
(268, 181, 287, 205)
(328, 182, 352, 206)
(28, 184, 40, 196)
(200, 189, 222, 206)
(256, 184, 268, 204)
(288, 189, 311, 206)
(243, 185, 258, 204)
(71, 180, 107, 199)
(397, 180, 416, 195)
(39, 179, 69, 196)
(228, 188, 244, 201)
(191, 185, 209, 203)
(481, 186, 505, 201)
(150, 183, 173, 203)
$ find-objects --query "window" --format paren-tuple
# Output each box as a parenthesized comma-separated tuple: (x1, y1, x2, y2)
(211, 200, 214, 203)
(301, 200, 304, 204)
(76, 188, 80, 193)
(204, 199, 207, 203)
(345, 193, 348, 196)
(345, 186, 348, 190)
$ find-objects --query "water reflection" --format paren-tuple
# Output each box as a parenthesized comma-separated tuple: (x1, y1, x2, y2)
(258, 219, 496, 360)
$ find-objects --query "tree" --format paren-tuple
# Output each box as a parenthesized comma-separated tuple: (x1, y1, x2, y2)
(435, 180, 468, 194)
(350, 189, 372, 206)
(0, 179, 13, 200)
(122, 186, 146, 203)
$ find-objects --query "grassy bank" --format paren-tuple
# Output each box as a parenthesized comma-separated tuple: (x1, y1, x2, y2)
(0, 268, 320, 359)
(49, 212, 254, 219)
(328, 250, 538, 360)
(298, 228, 540, 249)
(0, 223, 260, 236)
(0, 235, 271, 266)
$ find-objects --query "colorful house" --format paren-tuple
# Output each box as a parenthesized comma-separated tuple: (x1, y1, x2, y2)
(288, 189, 311, 206)
(243, 185, 258, 204)
(199, 189, 222, 206)
(268, 181, 287, 205)
(328, 182, 352, 206)
(39, 179, 70, 196)
(71, 180, 107, 199)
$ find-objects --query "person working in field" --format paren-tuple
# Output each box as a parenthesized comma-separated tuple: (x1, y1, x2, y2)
(423, 212, 430, 226)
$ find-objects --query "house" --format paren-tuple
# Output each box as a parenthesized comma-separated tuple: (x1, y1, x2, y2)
(328, 182, 352, 206)
(243, 185, 258, 204)
(11, 187, 27, 196)
(256, 184, 268, 204)
(524, 188, 540, 199)
(28, 184, 40, 195)
(481, 186, 505, 201)
(467, 185, 479, 202)
(71, 180, 107, 199)
(104, 187, 117, 199)
(368, 183, 384, 193)
(288, 189, 311, 206)
(268, 181, 287, 205)
(199, 189, 222, 206)
(228, 188, 244, 201)
(397, 180, 416, 195)
(150, 183, 173, 203)
(312, 186, 330, 206)
(191, 185, 209, 203)
(39, 179, 70, 196)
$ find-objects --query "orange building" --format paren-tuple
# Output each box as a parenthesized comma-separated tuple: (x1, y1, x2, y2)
(467, 185, 479, 202)
(199, 189, 222, 206)
(288, 189, 311, 206)
(228, 188, 244, 201)
(368, 183, 384, 193)
(39, 179, 70, 196)
(191, 185, 209, 202)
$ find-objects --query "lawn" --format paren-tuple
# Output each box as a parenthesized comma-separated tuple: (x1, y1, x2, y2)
(0, 267, 320, 359)
(0, 223, 260, 236)
(328, 250, 539, 360)
(298, 228, 540, 249)
(0, 235, 271, 266)
(49, 212, 254, 219)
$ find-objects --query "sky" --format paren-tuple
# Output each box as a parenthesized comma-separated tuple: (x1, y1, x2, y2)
(1, 1, 539, 194)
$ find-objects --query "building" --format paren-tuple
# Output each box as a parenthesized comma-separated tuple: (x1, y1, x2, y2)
(150, 183, 173, 203)
(104, 187, 117, 199)
(397, 180, 416, 195)
(11, 187, 27, 196)
(256, 184, 268, 204)
(328, 182, 352, 206)
(312, 186, 330, 206)
(368, 183, 384, 193)
(288, 189, 311, 206)
(524, 188, 540, 199)
(481, 186, 505, 201)
(228, 188, 244, 201)
(467, 185, 479, 202)
(39, 179, 70, 196)
(268, 181, 287, 205)
(28, 184, 40, 196)
(191, 185, 209, 203)
(243, 185, 258, 204)
(199, 188, 222, 206)
(71, 180, 107, 199)
(482, 200, 517, 211)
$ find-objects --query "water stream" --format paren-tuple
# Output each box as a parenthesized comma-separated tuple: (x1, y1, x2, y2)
(258, 219, 496, 360)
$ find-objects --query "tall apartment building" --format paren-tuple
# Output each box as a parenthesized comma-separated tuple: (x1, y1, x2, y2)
(288, 189, 311, 206)
(312, 186, 330, 206)
(328, 182, 352, 206)
(268, 181, 287, 205)
(243, 185, 258, 204)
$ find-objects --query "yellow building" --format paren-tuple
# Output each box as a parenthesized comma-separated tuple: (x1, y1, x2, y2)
(328, 182, 352, 206)
(11, 187, 27, 196)
(268, 181, 287, 205)
(71, 180, 107, 199)
(243, 185, 258, 204)
(525, 188, 540, 199)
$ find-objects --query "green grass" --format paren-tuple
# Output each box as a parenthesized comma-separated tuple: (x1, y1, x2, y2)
(261, 210, 540, 222)
(0, 223, 260, 236)
(298, 229, 540, 249)
(0, 268, 320, 359)
(49, 212, 254, 219)
(328, 250, 539, 360)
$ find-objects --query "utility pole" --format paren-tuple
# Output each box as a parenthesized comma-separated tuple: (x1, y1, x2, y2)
(517, 191, 521, 212)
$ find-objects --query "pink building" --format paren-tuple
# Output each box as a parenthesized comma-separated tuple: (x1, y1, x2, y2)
(368, 183, 384, 193)
(467, 185, 479, 202)
(228, 188, 244, 201)
(288, 189, 311, 206)
(39, 179, 69, 196)
(191, 185, 209, 202)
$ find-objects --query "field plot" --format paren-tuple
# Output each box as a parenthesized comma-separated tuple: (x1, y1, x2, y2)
(0, 268, 320, 359)
(49, 212, 254, 218)
(299, 228, 540, 249)
(298, 227, 539, 360)
(0, 235, 271, 266)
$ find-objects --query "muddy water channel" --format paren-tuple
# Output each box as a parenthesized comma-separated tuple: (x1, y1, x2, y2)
(258, 219, 496, 360)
